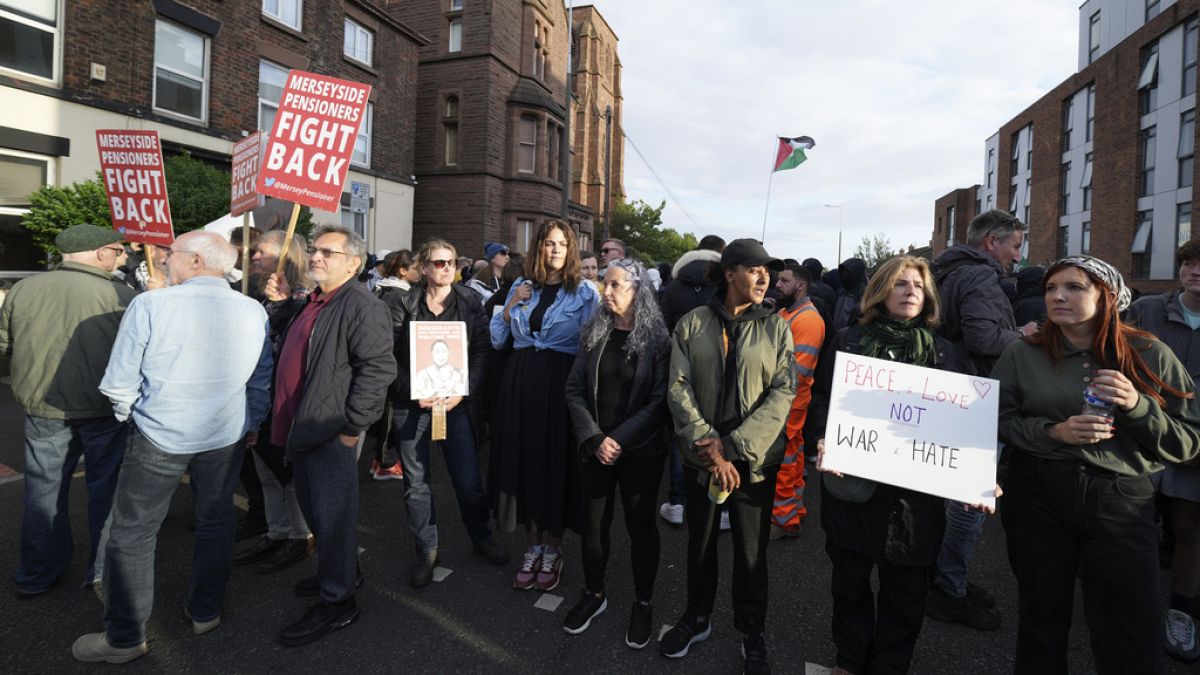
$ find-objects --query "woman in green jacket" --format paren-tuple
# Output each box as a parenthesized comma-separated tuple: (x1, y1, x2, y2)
(993, 255, 1200, 674)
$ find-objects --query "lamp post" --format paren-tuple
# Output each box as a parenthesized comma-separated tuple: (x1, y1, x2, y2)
(824, 204, 843, 262)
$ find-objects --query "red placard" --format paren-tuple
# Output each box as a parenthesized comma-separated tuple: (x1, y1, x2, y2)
(230, 131, 265, 217)
(96, 129, 174, 245)
(257, 70, 371, 212)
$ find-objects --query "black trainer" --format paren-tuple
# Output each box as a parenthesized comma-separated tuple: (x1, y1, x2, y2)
(965, 582, 996, 609)
(294, 565, 364, 597)
(562, 591, 607, 635)
(278, 597, 359, 647)
(473, 539, 510, 566)
(926, 585, 1001, 631)
(625, 600, 653, 649)
(741, 633, 771, 675)
(659, 613, 710, 658)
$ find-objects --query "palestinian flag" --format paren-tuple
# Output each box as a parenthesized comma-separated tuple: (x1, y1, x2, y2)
(774, 136, 815, 172)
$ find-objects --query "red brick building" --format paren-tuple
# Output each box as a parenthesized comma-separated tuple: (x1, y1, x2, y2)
(933, 0, 1200, 292)
(931, 186, 981, 259)
(0, 0, 424, 273)
(385, 0, 624, 257)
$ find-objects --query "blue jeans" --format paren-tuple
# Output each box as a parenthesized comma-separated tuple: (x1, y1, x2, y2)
(393, 405, 492, 554)
(933, 500, 985, 598)
(292, 437, 360, 604)
(14, 415, 125, 593)
(103, 428, 242, 648)
(667, 443, 687, 506)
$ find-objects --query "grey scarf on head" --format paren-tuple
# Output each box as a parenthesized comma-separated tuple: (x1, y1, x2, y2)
(1048, 255, 1132, 311)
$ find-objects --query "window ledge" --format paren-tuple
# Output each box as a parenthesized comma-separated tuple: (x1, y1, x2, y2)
(261, 15, 309, 42)
(343, 55, 378, 76)
(152, 106, 208, 128)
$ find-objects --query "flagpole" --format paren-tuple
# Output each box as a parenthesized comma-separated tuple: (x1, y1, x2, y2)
(760, 169, 775, 243)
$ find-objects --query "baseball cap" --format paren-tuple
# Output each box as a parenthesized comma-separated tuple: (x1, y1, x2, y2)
(720, 238, 784, 272)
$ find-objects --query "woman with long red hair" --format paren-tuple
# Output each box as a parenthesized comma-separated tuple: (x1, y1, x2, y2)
(993, 255, 1200, 674)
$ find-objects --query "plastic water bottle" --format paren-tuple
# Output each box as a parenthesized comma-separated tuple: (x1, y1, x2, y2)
(1082, 382, 1116, 425)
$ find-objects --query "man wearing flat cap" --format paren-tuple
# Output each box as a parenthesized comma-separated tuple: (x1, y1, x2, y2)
(661, 238, 795, 673)
(0, 223, 136, 598)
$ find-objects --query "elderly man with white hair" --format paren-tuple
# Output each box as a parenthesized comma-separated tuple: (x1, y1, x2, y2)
(72, 230, 274, 664)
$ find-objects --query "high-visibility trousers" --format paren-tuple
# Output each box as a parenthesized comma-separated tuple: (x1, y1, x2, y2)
(771, 407, 808, 531)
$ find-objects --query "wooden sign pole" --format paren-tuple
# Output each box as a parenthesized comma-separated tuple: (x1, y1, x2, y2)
(144, 243, 157, 281)
(274, 203, 302, 279)
(431, 399, 447, 441)
(241, 212, 251, 295)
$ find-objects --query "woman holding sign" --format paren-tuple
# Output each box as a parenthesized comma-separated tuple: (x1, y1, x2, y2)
(490, 220, 598, 592)
(993, 255, 1200, 674)
(810, 255, 976, 675)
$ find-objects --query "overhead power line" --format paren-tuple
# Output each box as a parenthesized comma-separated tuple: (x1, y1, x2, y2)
(622, 130, 704, 233)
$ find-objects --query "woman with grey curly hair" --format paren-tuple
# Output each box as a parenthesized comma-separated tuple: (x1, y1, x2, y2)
(562, 258, 672, 648)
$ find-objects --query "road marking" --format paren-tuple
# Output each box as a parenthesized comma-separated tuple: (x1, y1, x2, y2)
(0, 473, 23, 486)
(805, 664, 832, 675)
(533, 593, 562, 612)
(432, 566, 452, 583)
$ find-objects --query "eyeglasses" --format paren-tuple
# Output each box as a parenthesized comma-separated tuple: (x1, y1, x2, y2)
(306, 247, 349, 258)
(495, 250, 509, 256)
(427, 259, 453, 269)
(165, 248, 198, 259)
(101, 246, 124, 255)
(600, 247, 621, 255)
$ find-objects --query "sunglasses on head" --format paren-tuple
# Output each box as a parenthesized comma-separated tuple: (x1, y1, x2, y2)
(428, 259, 454, 269)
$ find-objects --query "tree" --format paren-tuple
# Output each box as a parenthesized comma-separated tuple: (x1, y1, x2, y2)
(852, 233, 896, 274)
(164, 152, 231, 232)
(22, 179, 112, 257)
(607, 198, 698, 264)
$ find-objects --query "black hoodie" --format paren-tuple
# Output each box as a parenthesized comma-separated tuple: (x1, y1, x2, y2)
(832, 258, 867, 331)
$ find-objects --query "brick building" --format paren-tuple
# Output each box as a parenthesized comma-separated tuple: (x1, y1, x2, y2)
(385, 0, 624, 257)
(933, 0, 1200, 292)
(0, 0, 424, 274)
(931, 185, 981, 258)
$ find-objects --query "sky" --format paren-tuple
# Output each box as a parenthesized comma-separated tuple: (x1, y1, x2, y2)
(592, 0, 1081, 265)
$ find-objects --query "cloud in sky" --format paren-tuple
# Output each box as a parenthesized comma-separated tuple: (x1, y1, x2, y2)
(595, 0, 1079, 265)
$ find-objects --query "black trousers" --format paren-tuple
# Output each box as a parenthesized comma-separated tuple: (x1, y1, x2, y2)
(683, 464, 778, 635)
(579, 453, 665, 600)
(1001, 453, 1163, 675)
(826, 540, 929, 675)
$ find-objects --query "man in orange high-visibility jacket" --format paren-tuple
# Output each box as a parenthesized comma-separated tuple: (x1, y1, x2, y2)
(771, 264, 824, 538)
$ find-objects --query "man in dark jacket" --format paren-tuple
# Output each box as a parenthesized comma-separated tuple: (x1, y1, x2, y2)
(831, 258, 867, 331)
(1012, 266, 1047, 327)
(802, 257, 836, 325)
(270, 226, 396, 647)
(383, 239, 509, 589)
(927, 209, 1036, 632)
(657, 235, 724, 526)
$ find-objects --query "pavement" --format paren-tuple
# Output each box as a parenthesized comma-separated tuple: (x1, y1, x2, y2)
(0, 380, 1193, 674)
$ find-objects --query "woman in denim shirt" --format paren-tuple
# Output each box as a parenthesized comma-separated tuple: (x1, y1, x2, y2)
(490, 219, 598, 592)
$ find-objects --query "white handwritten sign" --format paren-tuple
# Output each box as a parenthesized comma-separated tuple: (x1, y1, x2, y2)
(822, 351, 999, 506)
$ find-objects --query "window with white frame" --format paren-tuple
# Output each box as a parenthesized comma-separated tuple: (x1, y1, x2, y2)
(946, 205, 955, 246)
(448, 18, 462, 52)
(1061, 161, 1072, 212)
(517, 219, 533, 252)
(352, 102, 373, 168)
(258, 60, 288, 133)
(344, 18, 373, 67)
(0, 149, 52, 271)
(1179, 202, 1192, 247)
(0, 0, 59, 83)
(1140, 42, 1160, 115)
(1082, 152, 1093, 211)
(263, 0, 301, 30)
(1088, 11, 1101, 64)
(1082, 220, 1092, 254)
(517, 115, 537, 174)
(1132, 210, 1154, 278)
(153, 19, 209, 123)
(1141, 125, 1157, 197)
(443, 96, 459, 167)
(340, 207, 367, 239)
(1180, 109, 1195, 189)
(1086, 85, 1096, 142)
(1185, 18, 1198, 97)
(1061, 96, 1074, 152)
(450, 0, 463, 10)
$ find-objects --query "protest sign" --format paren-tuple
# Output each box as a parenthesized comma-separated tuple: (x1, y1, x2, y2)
(257, 69, 371, 213)
(409, 321, 469, 400)
(95, 129, 174, 245)
(230, 132, 265, 217)
(821, 351, 999, 506)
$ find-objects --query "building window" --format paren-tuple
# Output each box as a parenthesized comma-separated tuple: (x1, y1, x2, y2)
(1061, 97, 1074, 153)
(1061, 161, 1072, 213)
(1010, 183, 1020, 213)
(448, 18, 462, 52)
(153, 19, 208, 123)
(1141, 125, 1157, 197)
(1086, 85, 1096, 142)
(947, 205, 955, 246)
(517, 115, 537, 174)
(1082, 152, 1093, 211)
(1024, 176, 1032, 225)
(1180, 109, 1195, 188)
(258, 60, 288, 133)
(443, 96, 459, 167)
(340, 207, 367, 239)
(1010, 135, 1020, 177)
(0, 1, 59, 83)
(1179, 202, 1193, 247)
(450, 0, 463, 9)
(1026, 125, 1034, 170)
(1147, 0, 1161, 21)
(263, 0, 301, 30)
(1140, 42, 1160, 115)
(1082, 221, 1092, 254)
(517, 219, 533, 252)
(1058, 224, 1070, 257)
(344, 18, 373, 67)
(0, 150, 53, 271)
(987, 148, 994, 188)
(547, 122, 560, 182)
(352, 102, 372, 168)
(1088, 11, 1101, 64)
(533, 22, 545, 80)
(1185, 19, 1198, 97)
(1133, 210, 1154, 278)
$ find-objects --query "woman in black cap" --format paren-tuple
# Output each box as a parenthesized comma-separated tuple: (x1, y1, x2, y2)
(660, 238, 795, 674)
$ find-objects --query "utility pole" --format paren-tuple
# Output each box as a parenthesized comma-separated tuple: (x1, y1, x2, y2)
(825, 204, 843, 262)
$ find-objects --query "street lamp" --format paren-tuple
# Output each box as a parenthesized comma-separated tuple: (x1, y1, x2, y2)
(824, 204, 843, 262)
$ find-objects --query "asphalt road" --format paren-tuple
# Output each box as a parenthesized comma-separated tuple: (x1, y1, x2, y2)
(0, 381, 1192, 674)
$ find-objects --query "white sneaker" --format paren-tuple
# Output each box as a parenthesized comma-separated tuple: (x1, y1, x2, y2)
(659, 502, 684, 525)
(1166, 608, 1200, 662)
(719, 510, 731, 531)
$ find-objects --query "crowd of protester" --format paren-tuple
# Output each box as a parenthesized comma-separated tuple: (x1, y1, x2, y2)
(2, 209, 1200, 673)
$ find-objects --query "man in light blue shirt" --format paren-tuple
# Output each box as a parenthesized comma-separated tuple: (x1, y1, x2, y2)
(72, 231, 273, 665)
